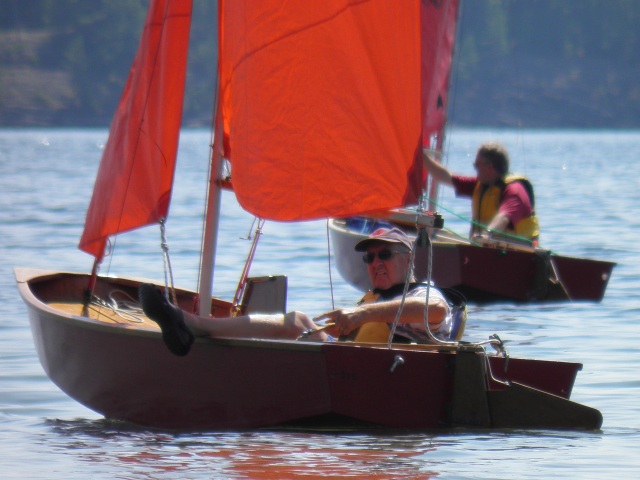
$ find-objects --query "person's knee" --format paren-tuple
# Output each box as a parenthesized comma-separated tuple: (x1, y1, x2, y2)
(285, 310, 308, 322)
(285, 311, 313, 328)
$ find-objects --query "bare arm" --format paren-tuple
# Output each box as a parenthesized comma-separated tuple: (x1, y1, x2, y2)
(324, 295, 447, 336)
(472, 212, 511, 242)
(423, 149, 454, 186)
(487, 211, 510, 233)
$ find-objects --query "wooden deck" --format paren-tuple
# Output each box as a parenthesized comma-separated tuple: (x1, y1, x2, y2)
(48, 301, 160, 330)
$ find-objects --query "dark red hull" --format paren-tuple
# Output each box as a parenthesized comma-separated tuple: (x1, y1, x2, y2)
(330, 219, 615, 304)
(424, 243, 615, 303)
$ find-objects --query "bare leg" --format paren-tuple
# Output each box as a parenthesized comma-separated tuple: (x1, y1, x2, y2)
(139, 284, 327, 356)
(183, 310, 327, 340)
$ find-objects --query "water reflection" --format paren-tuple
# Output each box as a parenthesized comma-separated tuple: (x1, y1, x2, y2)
(46, 419, 443, 478)
(42, 417, 618, 479)
(3, 129, 640, 479)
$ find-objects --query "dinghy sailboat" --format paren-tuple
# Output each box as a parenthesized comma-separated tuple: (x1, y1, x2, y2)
(329, 215, 616, 304)
(328, 4, 615, 305)
(15, 0, 601, 430)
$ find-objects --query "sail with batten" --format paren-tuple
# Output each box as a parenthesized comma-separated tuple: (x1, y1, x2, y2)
(79, 0, 192, 260)
(218, 0, 459, 222)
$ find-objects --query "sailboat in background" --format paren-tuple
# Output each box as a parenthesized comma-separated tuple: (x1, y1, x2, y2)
(15, 0, 602, 430)
(327, 2, 615, 304)
(329, 215, 616, 303)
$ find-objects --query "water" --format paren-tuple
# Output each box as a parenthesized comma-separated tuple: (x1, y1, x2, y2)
(1, 128, 639, 478)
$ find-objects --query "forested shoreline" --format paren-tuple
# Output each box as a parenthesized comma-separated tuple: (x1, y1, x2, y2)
(1, 0, 639, 128)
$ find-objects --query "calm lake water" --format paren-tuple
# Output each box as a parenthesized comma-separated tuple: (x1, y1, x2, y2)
(1, 128, 639, 479)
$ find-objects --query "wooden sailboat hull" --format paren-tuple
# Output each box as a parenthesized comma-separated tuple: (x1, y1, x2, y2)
(428, 243, 615, 303)
(16, 269, 601, 431)
(16, 0, 604, 434)
(329, 219, 615, 303)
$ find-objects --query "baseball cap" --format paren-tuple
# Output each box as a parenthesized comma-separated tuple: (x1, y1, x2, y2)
(354, 227, 412, 252)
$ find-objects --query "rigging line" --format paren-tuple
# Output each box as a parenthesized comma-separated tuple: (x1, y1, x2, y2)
(419, 229, 457, 347)
(386, 241, 414, 350)
(85, 237, 118, 321)
(241, 217, 258, 240)
(423, 194, 466, 220)
(232, 218, 265, 311)
(88, 289, 147, 324)
(424, 194, 537, 246)
(159, 218, 177, 304)
(325, 220, 335, 311)
(548, 255, 572, 301)
(102, 237, 116, 275)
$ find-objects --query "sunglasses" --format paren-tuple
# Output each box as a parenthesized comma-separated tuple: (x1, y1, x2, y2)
(362, 249, 404, 264)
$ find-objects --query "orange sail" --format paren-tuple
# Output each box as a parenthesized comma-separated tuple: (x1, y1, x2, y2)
(421, 0, 459, 139)
(217, 0, 459, 222)
(79, 0, 192, 260)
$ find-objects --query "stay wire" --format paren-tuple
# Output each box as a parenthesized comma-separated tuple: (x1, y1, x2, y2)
(423, 195, 539, 247)
(325, 220, 336, 311)
(159, 218, 177, 304)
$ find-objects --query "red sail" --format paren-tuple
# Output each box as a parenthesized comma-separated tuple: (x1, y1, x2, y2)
(218, 0, 435, 222)
(79, 0, 192, 260)
(421, 0, 459, 139)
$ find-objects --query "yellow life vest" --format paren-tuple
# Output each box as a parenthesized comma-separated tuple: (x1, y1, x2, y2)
(471, 174, 540, 240)
(352, 291, 389, 342)
(350, 287, 465, 343)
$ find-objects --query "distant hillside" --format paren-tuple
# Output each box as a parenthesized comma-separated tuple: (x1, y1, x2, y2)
(450, 53, 640, 128)
(1, 0, 639, 128)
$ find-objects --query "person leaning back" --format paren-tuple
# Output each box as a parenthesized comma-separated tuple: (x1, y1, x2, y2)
(138, 228, 453, 355)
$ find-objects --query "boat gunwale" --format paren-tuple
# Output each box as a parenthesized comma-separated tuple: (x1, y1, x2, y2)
(328, 217, 617, 265)
(15, 268, 590, 366)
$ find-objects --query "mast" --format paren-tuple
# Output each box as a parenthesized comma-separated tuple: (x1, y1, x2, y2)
(197, 149, 223, 317)
(196, 0, 223, 317)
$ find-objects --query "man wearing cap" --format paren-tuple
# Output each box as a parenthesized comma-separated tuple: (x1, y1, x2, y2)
(138, 228, 451, 356)
(335, 227, 451, 343)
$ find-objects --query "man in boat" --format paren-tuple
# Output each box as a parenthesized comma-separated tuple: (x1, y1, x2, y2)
(423, 142, 540, 245)
(139, 228, 451, 356)
(330, 227, 452, 343)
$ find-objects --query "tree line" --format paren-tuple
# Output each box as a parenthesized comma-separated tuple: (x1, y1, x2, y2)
(1, 0, 638, 127)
